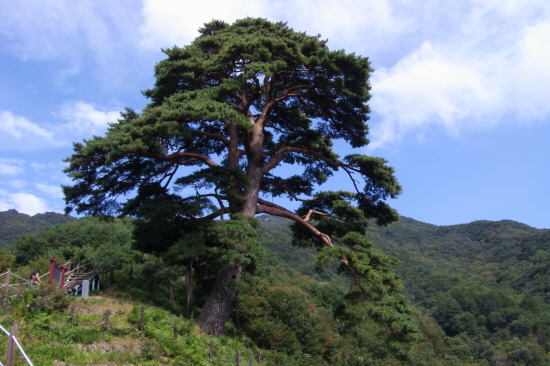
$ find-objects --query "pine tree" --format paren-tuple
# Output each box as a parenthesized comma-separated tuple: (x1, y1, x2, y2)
(63, 18, 416, 340)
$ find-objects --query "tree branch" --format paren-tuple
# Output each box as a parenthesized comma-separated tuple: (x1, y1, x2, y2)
(264, 146, 341, 173)
(261, 178, 318, 202)
(256, 199, 368, 295)
(303, 209, 331, 222)
(197, 130, 231, 147)
(142, 152, 218, 167)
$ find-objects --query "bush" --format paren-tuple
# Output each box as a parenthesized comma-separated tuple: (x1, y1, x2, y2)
(12, 280, 71, 316)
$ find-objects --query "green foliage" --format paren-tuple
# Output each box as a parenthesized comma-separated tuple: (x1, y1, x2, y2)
(5, 281, 70, 317)
(207, 214, 264, 267)
(0, 248, 15, 273)
(0, 209, 76, 248)
(13, 216, 137, 270)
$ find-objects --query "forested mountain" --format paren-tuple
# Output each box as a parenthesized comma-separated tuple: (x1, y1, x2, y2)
(5, 212, 550, 364)
(0, 209, 76, 247)
(256, 214, 550, 365)
(258, 214, 550, 298)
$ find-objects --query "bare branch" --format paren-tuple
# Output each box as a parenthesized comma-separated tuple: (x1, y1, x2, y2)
(342, 166, 361, 194)
(256, 200, 333, 246)
(303, 209, 331, 222)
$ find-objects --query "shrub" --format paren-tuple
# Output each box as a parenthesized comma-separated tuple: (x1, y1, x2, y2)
(18, 281, 70, 315)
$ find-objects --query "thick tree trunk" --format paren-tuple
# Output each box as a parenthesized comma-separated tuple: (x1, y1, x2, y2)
(197, 123, 263, 335)
(196, 262, 243, 335)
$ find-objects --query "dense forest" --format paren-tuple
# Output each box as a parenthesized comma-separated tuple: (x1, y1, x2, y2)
(0, 209, 76, 247)
(2, 210, 550, 365)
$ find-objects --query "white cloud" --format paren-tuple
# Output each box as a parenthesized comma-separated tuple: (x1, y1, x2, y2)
(0, 111, 56, 150)
(0, 159, 24, 175)
(140, 0, 267, 49)
(510, 21, 550, 121)
(0, 1, 148, 93)
(5, 180, 28, 189)
(0, 103, 120, 151)
(0, 193, 49, 215)
(30, 162, 47, 170)
(0, 111, 53, 140)
(34, 183, 63, 199)
(367, 5, 550, 149)
(274, 0, 401, 56)
(56, 101, 120, 137)
(369, 43, 499, 148)
(0, 1, 142, 61)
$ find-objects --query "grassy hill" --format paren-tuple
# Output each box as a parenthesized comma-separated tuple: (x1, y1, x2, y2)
(0, 285, 271, 366)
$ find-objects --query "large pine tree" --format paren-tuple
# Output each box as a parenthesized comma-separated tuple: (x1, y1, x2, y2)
(64, 18, 415, 339)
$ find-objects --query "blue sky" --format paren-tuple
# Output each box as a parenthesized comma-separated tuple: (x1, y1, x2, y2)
(1, 0, 549, 229)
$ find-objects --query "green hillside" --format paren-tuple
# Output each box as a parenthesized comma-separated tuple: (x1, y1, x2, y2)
(256, 214, 550, 365)
(0, 209, 76, 248)
(3, 213, 550, 365)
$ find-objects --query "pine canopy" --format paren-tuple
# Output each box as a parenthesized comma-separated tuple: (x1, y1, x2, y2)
(63, 18, 415, 341)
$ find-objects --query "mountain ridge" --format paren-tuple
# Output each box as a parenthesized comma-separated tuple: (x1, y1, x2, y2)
(0, 209, 76, 248)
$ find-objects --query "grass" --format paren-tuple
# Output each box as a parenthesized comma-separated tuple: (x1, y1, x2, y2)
(0, 288, 271, 366)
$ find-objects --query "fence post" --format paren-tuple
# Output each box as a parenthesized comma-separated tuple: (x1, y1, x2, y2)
(4, 268, 11, 294)
(139, 306, 145, 331)
(104, 310, 110, 328)
(173, 326, 178, 339)
(48, 257, 59, 280)
(58, 265, 68, 288)
(248, 354, 253, 366)
(68, 307, 75, 324)
(169, 284, 175, 305)
(235, 349, 240, 366)
(6, 325, 16, 366)
(209, 340, 214, 361)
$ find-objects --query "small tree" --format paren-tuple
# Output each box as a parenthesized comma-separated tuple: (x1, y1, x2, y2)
(64, 18, 415, 340)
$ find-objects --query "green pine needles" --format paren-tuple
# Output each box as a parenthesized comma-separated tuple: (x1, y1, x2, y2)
(63, 16, 418, 346)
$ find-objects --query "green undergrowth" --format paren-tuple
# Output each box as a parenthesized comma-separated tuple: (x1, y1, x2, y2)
(0, 284, 281, 366)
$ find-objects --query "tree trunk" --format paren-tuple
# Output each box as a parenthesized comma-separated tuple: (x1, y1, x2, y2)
(197, 262, 243, 335)
(186, 258, 193, 318)
(197, 125, 263, 335)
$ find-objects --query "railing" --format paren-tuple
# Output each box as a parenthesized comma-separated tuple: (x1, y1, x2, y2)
(0, 261, 101, 295)
(0, 325, 33, 366)
(0, 302, 266, 365)
(0, 269, 48, 290)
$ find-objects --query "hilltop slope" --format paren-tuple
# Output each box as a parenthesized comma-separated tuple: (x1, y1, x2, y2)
(0, 209, 76, 247)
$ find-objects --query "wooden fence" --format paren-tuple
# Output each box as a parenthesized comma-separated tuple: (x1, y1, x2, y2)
(0, 324, 33, 366)
(208, 340, 267, 365)
(1, 305, 267, 366)
(0, 260, 111, 296)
